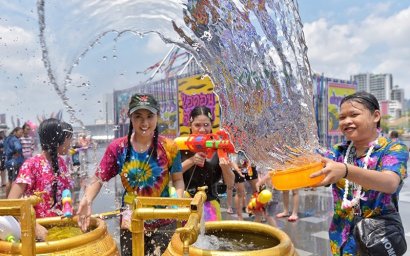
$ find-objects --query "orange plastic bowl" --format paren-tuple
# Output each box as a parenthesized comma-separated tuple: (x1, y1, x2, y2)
(270, 161, 325, 190)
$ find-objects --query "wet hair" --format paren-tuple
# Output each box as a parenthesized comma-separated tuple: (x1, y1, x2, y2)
(390, 130, 399, 139)
(340, 91, 380, 128)
(124, 96, 160, 164)
(38, 118, 73, 207)
(189, 106, 213, 123)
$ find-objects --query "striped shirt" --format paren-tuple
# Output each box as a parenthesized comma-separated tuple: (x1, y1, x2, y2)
(20, 135, 34, 159)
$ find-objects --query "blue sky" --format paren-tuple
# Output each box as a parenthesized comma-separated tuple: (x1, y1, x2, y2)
(0, 0, 409, 127)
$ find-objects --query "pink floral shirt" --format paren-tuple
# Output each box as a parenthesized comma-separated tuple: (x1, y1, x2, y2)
(15, 154, 73, 218)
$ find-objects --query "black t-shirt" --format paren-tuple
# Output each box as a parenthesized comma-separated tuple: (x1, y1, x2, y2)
(181, 150, 222, 201)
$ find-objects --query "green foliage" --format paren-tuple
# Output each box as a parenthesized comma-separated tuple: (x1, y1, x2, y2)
(380, 115, 391, 133)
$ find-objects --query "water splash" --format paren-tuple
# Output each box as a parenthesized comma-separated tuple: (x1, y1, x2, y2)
(37, 0, 318, 168)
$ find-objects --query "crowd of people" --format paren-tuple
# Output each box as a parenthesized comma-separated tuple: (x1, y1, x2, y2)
(0, 91, 408, 256)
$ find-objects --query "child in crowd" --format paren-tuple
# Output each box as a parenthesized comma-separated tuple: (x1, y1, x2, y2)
(8, 118, 74, 241)
(255, 169, 279, 226)
(4, 127, 24, 196)
(20, 122, 35, 160)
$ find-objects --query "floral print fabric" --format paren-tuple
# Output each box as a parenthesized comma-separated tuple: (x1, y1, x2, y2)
(326, 136, 408, 255)
(15, 154, 73, 218)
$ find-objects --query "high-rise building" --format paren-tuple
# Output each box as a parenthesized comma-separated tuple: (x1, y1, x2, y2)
(350, 73, 393, 102)
(390, 86, 405, 118)
(391, 85, 405, 106)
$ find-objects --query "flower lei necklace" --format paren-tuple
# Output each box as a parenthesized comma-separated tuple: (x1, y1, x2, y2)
(342, 140, 376, 209)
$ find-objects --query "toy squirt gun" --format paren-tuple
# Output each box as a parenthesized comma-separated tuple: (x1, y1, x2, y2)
(62, 189, 73, 218)
(174, 129, 236, 160)
(247, 189, 272, 214)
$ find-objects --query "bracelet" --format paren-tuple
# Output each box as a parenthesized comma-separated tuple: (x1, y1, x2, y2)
(343, 163, 349, 179)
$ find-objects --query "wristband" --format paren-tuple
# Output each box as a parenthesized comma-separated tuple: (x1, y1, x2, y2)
(343, 163, 349, 179)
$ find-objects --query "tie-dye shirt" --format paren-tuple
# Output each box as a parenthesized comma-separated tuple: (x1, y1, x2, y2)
(326, 136, 408, 256)
(97, 135, 182, 199)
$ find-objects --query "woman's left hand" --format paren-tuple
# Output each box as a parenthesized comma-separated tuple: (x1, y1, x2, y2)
(310, 157, 346, 186)
(35, 223, 48, 241)
(218, 156, 231, 169)
(219, 156, 235, 184)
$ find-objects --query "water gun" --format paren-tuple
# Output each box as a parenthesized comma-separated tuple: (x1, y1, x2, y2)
(62, 189, 73, 217)
(69, 146, 86, 155)
(174, 129, 235, 160)
(0, 216, 21, 243)
(247, 189, 272, 213)
(69, 148, 77, 155)
(168, 186, 178, 209)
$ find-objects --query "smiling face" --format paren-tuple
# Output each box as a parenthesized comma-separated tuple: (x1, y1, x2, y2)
(190, 114, 212, 134)
(338, 100, 381, 145)
(130, 109, 158, 138)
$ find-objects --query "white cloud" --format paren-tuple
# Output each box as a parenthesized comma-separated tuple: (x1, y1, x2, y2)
(303, 19, 368, 79)
(145, 34, 170, 54)
(304, 6, 410, 97)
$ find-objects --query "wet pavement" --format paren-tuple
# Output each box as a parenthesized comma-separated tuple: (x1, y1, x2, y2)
(1, 142, 409, 256)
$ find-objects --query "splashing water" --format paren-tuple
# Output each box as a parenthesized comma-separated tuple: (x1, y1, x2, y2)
(193, 230, 278, 251)
(36, 0, 318, 168)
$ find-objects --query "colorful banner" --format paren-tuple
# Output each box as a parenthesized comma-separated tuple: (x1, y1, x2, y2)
(328, 82, 356, 136)
(178, 75, 221, 136)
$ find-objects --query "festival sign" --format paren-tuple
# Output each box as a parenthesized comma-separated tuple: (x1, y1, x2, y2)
(328, 82, 356, 136)
(178, 75, 221, 136)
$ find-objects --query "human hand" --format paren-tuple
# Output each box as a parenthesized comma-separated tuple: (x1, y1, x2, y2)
(235, 169, 245, 177)
(35, 223, 48, 241)
(76, 196, 92, 232)
(192, 152, 206, 167)
(218, 155, 231, 169)
(310, 157, 346, 186)
(255, 181, 262, 189)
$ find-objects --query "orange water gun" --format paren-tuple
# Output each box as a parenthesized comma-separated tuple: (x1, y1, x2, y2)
(174, 129, 235, 160)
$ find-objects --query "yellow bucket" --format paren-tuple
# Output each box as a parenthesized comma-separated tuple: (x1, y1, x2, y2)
(0, 217, 119, 256)
(270, 161, 325, 190)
